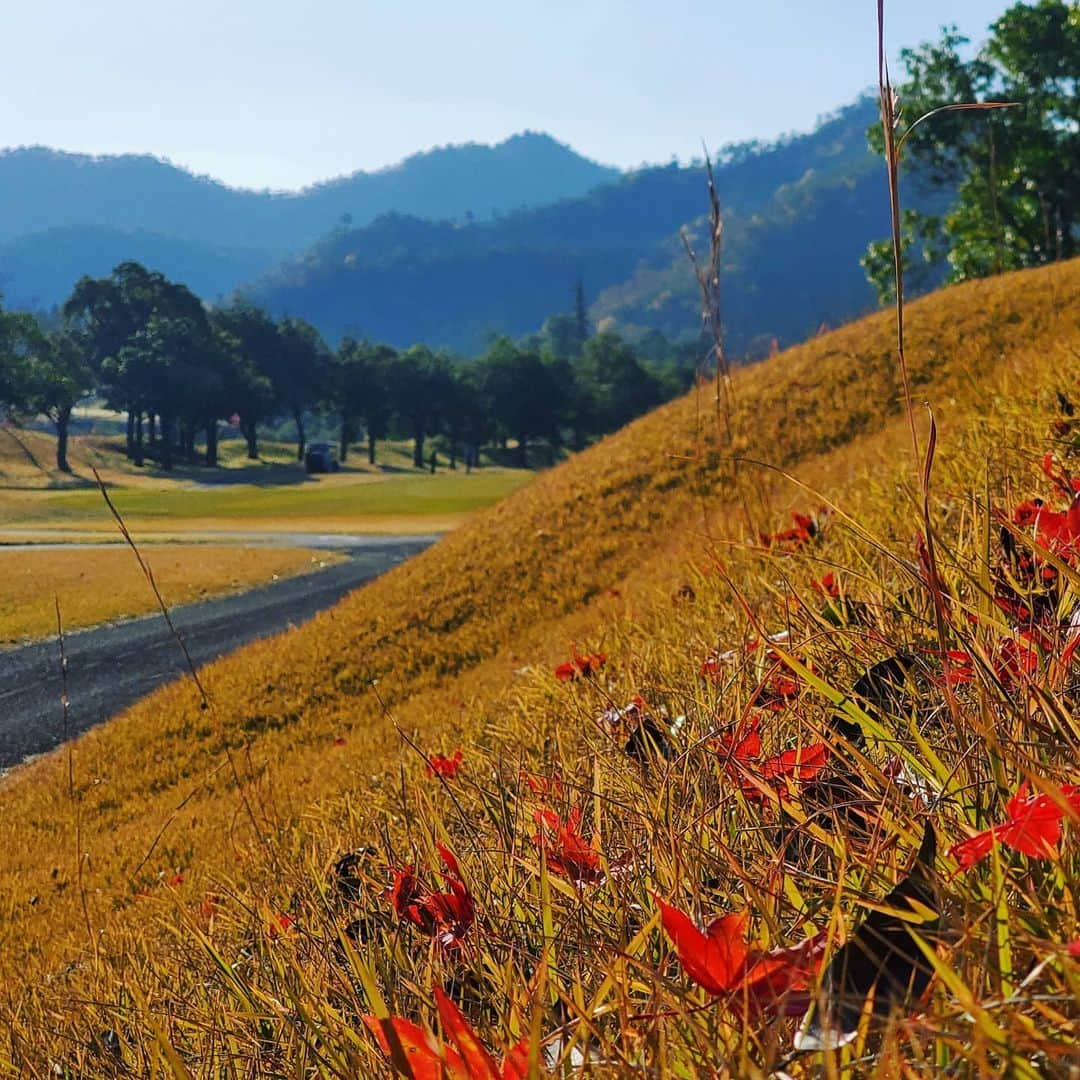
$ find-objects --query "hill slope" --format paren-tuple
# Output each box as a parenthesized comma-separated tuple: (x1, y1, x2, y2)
(1, 259, 1078, 1070)
(0, 224, 274, 309)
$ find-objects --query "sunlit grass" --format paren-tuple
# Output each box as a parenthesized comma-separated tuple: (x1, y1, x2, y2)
(0, 261, 1077, 1075)
(0, 545, 340, 645)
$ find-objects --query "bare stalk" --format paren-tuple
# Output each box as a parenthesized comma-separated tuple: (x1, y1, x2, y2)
(681, 147, 732, 441)
(55, 597, 97, 962)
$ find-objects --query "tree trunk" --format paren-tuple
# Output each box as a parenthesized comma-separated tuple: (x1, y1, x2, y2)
(205, 419, 219, 467)
(516, 435, 527, 468)
(133, 412, 144, 467)
(413, 421, 424, 469)
(243, 419, 259, 460)
(55, 405, 72, 473)
(159, 414, 173, 471)
(339, 414, 351, 463)
(294, 409, 306, 463)
(449, 437, 457, 470)
(126, 411, 136, 459)
(148, 412, 157, 447)
(368, 432, 377, 465)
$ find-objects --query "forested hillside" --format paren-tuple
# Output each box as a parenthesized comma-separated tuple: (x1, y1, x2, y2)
(0, 226, 271, 311)
(246, 97, 940, 354)
(0, 133, 618, 307)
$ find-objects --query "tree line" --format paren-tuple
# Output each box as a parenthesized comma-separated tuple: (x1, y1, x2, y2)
(0, 263, 696, 474)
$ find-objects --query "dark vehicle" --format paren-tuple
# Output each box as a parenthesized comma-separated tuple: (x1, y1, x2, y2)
(304, 442, 340, 474)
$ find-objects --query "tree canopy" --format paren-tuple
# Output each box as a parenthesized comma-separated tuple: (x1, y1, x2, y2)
(863, 0, 1079, 301)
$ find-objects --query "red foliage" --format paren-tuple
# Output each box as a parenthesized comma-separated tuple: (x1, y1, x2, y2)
(749, 651, 803, 711)
(364, 987, 529, 1079)
(811, 572, 841, 599)
(760, 508, 826, 552)
(949, 781, 1080, 869)
(656, 898, 825, 1015)
(387, 844, 475, 949)
(519, 771, 565, 799)
(713, 718, 829, 801)
(532, 806, 604, 885)
(267, 913, 296, 939)
(427, 749, 465, 779)
(554, 652, 608, 682)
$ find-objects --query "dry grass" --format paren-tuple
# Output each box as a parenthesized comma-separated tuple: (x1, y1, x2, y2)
(0, 260, 1077, 1075)
(0, 546, 339, 645)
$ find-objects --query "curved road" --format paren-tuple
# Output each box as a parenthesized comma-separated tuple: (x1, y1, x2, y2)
(0, 536, 434, 768)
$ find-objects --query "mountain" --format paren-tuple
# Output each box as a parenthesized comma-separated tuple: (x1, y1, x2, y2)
(0, 225, 274, 311)
(243, 97, 929, 355)
(0, 132, 619, 307)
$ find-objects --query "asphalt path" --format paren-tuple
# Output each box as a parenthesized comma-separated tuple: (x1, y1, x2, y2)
(0, 536, 434, 769)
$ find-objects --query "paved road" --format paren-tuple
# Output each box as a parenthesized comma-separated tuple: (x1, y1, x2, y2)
(0, 530, 439, 550)
(0, 536, 434, 768)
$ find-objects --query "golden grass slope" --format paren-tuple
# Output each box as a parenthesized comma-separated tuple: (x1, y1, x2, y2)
(0, 545, 338, 645)
(0, 260, 1078, 1071)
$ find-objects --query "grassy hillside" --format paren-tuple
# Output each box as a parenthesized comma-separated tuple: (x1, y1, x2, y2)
(1, 260, 1078, 1074)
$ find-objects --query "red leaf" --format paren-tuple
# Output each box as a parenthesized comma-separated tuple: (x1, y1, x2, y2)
(532, 806, 604, 884)
(363, 1015, 468, 1080)
(553, 662, 577, 682)
(949, 781, 1080, 868)
(655, 896, 747, 995)
(434, 987, 501, 1080)
(713, 718, 762, 764)
(758, 742, 830, 784)
(500, 1036, 531, 1080)
(427, 750, 464, 778)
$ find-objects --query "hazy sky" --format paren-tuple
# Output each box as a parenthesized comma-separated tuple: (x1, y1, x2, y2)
(3, 0, 1012, 191)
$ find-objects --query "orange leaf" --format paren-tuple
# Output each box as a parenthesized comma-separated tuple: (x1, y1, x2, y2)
(363, 1015, 469, 1080)
(434, 988, 501, 1079)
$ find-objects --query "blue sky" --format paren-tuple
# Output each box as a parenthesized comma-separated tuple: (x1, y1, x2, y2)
(4, 0, 1012, 191)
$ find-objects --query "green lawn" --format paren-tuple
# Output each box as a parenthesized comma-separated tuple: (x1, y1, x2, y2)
(0, 469, 530, 533)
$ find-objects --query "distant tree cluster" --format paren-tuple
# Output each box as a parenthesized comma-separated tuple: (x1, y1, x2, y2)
(863, 0, 1078, 302)
(0, 265, 696, 474)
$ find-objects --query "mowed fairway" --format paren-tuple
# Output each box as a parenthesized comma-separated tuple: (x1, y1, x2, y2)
(0, 545, 338, 645)
(0, 467, 528, 537)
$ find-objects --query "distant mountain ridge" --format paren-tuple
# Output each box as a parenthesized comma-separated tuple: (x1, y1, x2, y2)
(0, 99, 928, 355)
(245, 97, 916, 355)
(0, 132, 619, 307)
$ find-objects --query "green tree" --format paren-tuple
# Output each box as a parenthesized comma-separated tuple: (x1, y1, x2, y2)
(63, 262, 206, 463)
(865, 0, 1080, 297)
(0, 304, 39, 411)
(210, 303, 278, 460)
(477, 338, 566, 466)
(24, 327, 95, 473)
(334, 338, 396, 464)
(111, 313, 214, 470)
(265, 317, 332, 462)
(389, 344, 446, 468)
(578, 332, 665, 436)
